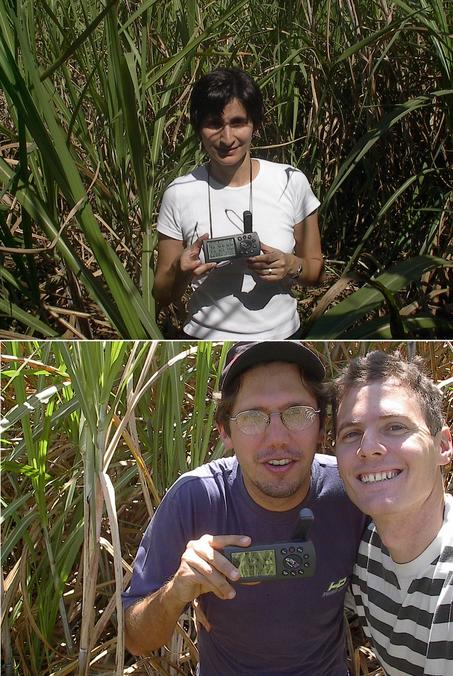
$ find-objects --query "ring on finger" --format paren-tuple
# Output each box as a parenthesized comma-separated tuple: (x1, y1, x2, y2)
(267, 268, 272, 275)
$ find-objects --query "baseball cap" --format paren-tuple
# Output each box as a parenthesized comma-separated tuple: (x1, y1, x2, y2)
(219, 342, 325, 392)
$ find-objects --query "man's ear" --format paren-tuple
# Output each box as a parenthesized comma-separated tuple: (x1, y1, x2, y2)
(438, 425, 453, 467)
(217, 422, 234, 450)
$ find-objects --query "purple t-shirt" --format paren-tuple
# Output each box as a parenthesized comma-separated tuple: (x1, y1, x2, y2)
(123, 454, 365, 675)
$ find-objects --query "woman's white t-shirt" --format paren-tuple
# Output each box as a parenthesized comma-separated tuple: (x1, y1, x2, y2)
(157, 158, 320, 339)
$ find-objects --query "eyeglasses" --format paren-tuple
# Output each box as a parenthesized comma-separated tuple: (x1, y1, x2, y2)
(229, 405, 320, 436)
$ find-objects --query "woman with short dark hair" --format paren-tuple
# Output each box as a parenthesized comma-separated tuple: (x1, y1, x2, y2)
(153, 68, 323, 339)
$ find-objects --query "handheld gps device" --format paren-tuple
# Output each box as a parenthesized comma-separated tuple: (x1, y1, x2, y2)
(223, 508, 316, 582)
(202, 210, 261, 263)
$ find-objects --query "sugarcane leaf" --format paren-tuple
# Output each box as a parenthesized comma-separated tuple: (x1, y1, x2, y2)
(305, 255, 453, 338)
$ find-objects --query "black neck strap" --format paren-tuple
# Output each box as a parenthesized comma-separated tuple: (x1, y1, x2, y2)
(207, 159, 253, 238)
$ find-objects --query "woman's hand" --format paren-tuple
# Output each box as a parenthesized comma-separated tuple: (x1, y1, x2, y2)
(247, 244, 298, 282)
(180, 234, 217, 277)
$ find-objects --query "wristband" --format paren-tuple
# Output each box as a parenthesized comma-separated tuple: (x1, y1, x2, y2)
(291, 261, 303, 279)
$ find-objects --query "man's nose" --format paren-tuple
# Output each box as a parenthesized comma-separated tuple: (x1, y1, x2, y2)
(265, 412, 290, 444)
(357, 428, 386, 458)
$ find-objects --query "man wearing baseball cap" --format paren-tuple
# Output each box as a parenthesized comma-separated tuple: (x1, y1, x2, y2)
(122, 342, 365, 675)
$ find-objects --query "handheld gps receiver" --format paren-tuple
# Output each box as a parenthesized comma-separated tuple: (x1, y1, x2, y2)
(223, 508, 316, 582)
(202, 210, 261, 263)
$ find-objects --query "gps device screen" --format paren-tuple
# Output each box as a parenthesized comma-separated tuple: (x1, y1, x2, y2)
(206, 237, 236, 259)
(231, 549, 276, 577)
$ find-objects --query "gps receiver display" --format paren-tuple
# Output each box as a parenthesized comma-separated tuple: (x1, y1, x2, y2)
(230, 549, 277, 578)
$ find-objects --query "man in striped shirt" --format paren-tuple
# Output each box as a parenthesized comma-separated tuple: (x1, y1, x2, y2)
(334, 350, 452, 676)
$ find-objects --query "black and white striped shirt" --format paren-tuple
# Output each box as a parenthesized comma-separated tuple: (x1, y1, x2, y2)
(352, 494, 453, 676)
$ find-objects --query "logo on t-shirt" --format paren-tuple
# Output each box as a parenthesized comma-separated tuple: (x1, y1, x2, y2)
(322, 576, 348, 597)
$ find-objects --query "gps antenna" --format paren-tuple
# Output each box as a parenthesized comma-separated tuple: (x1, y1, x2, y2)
(243, 210, 253, 233)
(292, 508, 314, 541)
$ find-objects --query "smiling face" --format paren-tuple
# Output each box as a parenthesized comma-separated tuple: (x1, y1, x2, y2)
(199, 98, 254, 179)
(218, 362, 322, 512)
(335, 380, 452, 520)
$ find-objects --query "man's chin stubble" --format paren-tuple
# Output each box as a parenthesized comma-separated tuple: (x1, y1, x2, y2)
(252, 478, 302, 499)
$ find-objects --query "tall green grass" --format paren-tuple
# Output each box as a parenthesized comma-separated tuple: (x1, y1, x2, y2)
(2, 340, 452, 674)
(1, 0, 452, 337)
(1, 340, 229, 674)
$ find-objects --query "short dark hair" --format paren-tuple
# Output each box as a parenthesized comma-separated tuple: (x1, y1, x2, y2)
(215, 364, 329, 436)
(190, 68, 264, 135)
(334, 350, 444, 435)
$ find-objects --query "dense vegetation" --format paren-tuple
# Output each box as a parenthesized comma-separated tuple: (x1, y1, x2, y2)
(2, 340, 452, 674)
(1, 0, 452, 338)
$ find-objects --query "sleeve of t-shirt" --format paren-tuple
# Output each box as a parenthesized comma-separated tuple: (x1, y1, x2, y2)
(122, 476, 211, 609)
(291, 170, 321, 224)
(156, 184, 184, 240)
